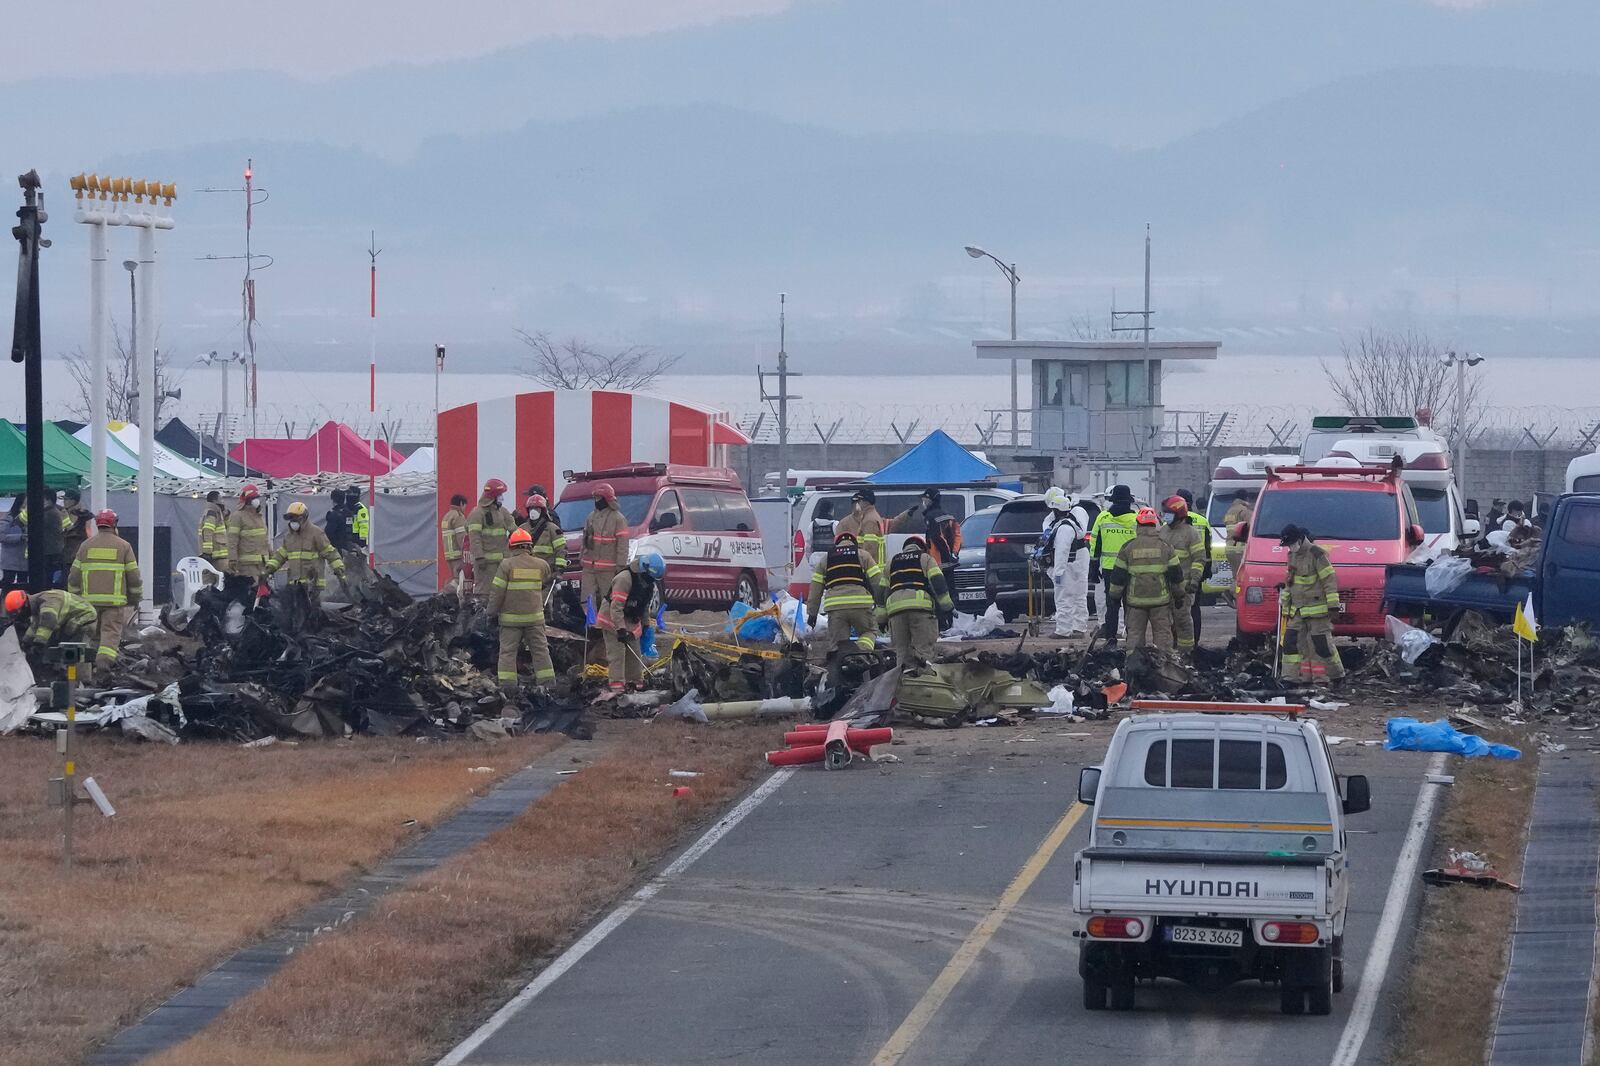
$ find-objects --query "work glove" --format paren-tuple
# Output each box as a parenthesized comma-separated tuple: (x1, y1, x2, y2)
(806, 610, 818, 629)
(937, 609, 954, 631)
(1185, 581, 1200, 596)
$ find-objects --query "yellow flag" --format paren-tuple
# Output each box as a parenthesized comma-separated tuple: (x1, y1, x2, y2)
(1513, 596, 1539, 643)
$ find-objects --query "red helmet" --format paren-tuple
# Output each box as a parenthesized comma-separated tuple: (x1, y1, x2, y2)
(3, 589, 25, 614)
(525, 493, 548, 511)
(483, 478, 508, 497)
(239, 484, 260, 503)
(96, 508, 118, 527)
(592, 483, 617, 503)
(1162, 495, 1188, 516)
(1135, 507, 1160, 526)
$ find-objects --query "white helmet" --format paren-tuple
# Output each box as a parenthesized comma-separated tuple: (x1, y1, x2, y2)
(1044, 486, 1074, 512)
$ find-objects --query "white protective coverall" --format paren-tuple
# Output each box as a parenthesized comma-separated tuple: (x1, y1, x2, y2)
(1044, 488, 1094, 637)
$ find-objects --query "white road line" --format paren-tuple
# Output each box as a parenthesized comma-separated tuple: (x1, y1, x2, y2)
(1330, 753, 1448, 1066)
(436, 768, 796, 1066)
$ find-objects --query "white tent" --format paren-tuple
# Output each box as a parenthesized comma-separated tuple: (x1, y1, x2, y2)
(77, 422, 211, 479)
(393, 446, 434, 475)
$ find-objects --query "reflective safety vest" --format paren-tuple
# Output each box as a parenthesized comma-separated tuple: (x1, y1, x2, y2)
(352, 503, 369, 542)
(264, 523, 345, 588)
(227, 506, 271, 577)
(199, 502, 230, 562)
(1160, 520, 1207, 593)
(1091, 509, 1140, 565)
(1286, 543, 1340, 618)
(26, 589, 97, 645)
(441, 508, 468, 561)
(1106, 527, 1181, 608)
(523, 517, 568, 570)
(487, 545, 551, 626)
(835, 508, 887, 566)
(582, 505, 630, 572)
(808, 541, 882, 614)
(69, 531, 142, 607)
(467, 498, 517, 565)
(886, 546, 953, 617)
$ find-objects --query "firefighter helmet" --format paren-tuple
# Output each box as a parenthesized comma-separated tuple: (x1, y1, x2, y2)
(508, 527, 532, 547)
(3, 589, 24, 614)
(635, 547, 666, 580)
(1044, 486, 1072, 512)
(592, 482, 617, 503)
(1135, 507, 1159, 526)
(484, 478, 508, 497)
(285, 501, 309, 519)
(834, 530, 857, 544)
(239, 484, 261, 503)
(525, 493, 548, 512)
(95, 508, 118, 527)
(1162, 495, 1189, 517)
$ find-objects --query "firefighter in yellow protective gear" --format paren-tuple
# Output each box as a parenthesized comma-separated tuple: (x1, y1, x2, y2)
(68, 509, 142, 677)
(486, 527, 555, 692)
(600, 549, 664, 693)
(1280, 525, 1345, 685)
(834, 487, 888, 566)
(226, 485, 272, 602)
(1103, 507, 1183, 652)
(440, 493, 469, 590)
(806, 531, 884, 657)
(198, 490, 230, 574)
(521, 494, 568, 571)
(5, 588, 99, 680)
(581, 482, 631, 612)
(1223, 496, 1254, 593)
(1160, 495, 1209, 656)
(263, 501, 345, 611)
(882, 534, 953, 667)
(466, 479, 517, 597)
(1089, 484, 1140, 646)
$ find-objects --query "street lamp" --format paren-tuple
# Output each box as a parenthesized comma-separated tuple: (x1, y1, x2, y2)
(123, 259, 137, 373)
(1444, 350, 1485, 496)
(965, 245, 1021, 447)
(196, 350, 244, 473)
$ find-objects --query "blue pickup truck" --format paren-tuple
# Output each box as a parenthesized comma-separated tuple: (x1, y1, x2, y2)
(1384, 493, 1600, 631)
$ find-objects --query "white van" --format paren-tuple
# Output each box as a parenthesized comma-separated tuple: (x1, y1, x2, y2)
(1566, 452, 1600, 494)
(1322, 438, 1479, 552)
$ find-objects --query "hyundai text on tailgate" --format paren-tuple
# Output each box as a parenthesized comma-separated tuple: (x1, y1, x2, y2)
(1073, 708, 1371, 1015)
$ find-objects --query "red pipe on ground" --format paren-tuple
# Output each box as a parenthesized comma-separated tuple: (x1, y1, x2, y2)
(782, 727, 893, 748)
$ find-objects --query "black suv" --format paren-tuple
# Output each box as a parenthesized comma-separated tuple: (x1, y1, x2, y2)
(986, 496, 1052, 621)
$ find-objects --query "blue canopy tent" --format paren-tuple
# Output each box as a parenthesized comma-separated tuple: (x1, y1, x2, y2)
(865, 430, 1000, 485)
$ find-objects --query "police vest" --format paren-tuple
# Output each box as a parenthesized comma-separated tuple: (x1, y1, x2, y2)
(1094, 510, 1139, 563)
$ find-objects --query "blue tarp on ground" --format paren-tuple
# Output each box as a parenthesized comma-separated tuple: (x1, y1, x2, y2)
(865, 430, 1000, 485)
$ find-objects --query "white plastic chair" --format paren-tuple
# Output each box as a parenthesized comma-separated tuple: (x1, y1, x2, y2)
(172, 556, 225, 610)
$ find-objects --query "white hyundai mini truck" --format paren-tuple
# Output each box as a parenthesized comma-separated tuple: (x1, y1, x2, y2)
(1072, 707, 1371, 1015)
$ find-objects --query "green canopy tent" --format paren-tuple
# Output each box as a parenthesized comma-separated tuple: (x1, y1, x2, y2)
(0, 421, 137, 495)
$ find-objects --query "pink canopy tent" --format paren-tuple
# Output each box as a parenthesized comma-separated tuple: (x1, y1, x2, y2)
(229, 421, 403, 477)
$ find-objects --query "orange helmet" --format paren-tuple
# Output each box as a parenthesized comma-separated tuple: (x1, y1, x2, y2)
(1162, 495, 1188, 517)
(239, 484, 260, 503)
(525, 493, 548, 511)
(1135, 507, 1160, 526)
(3, 589, 25, 614)
(484, 478, 508, 497)
(592, 482, 617, 503)
(508, 527, 532, 547)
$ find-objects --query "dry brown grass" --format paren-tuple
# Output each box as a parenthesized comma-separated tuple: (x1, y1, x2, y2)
(1390, 739, 1538, 1066)
(149, 721, 783, 1066)
(0, 733, 560, 1066)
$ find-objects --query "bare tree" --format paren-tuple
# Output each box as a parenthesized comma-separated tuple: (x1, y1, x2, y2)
(1067, 314, 1112, 340)
(1319, 328, 1486, 443)
(515, 330, 680, 391)
(63, 324, 183, 425)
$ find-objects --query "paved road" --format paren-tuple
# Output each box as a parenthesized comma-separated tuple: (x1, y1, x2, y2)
(449, 731, 1435, 1066)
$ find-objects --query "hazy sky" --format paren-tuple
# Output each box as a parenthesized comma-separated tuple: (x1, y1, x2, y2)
(13, 0, 793, 81)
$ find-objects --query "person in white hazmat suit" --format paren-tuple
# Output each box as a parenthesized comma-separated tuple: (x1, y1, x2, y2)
(1043, 487, 1094, 637)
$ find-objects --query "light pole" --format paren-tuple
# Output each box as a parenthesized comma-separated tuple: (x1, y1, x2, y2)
(1444, 350, 1485, 497)
(965, 245, 1020, 446)
(123, 259, 137, 382)
(196, 350, 243, 473)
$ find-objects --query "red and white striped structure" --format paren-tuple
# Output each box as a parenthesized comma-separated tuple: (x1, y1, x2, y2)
(436, 390, 750, 569)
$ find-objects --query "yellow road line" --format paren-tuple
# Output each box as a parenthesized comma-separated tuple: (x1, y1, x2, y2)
(870, 802, 1087, 1066)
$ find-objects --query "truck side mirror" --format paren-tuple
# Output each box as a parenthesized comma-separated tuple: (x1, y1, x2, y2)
(1406, 523, 1425, 547)
(1078, 766, 1102, 805)
(1341, 774, 1371, 815)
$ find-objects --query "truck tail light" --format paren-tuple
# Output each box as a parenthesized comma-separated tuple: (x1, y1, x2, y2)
(792, 529, 805, 567)
(1260, 921, 1319, 944)
(1086, 916, 1145, 939)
